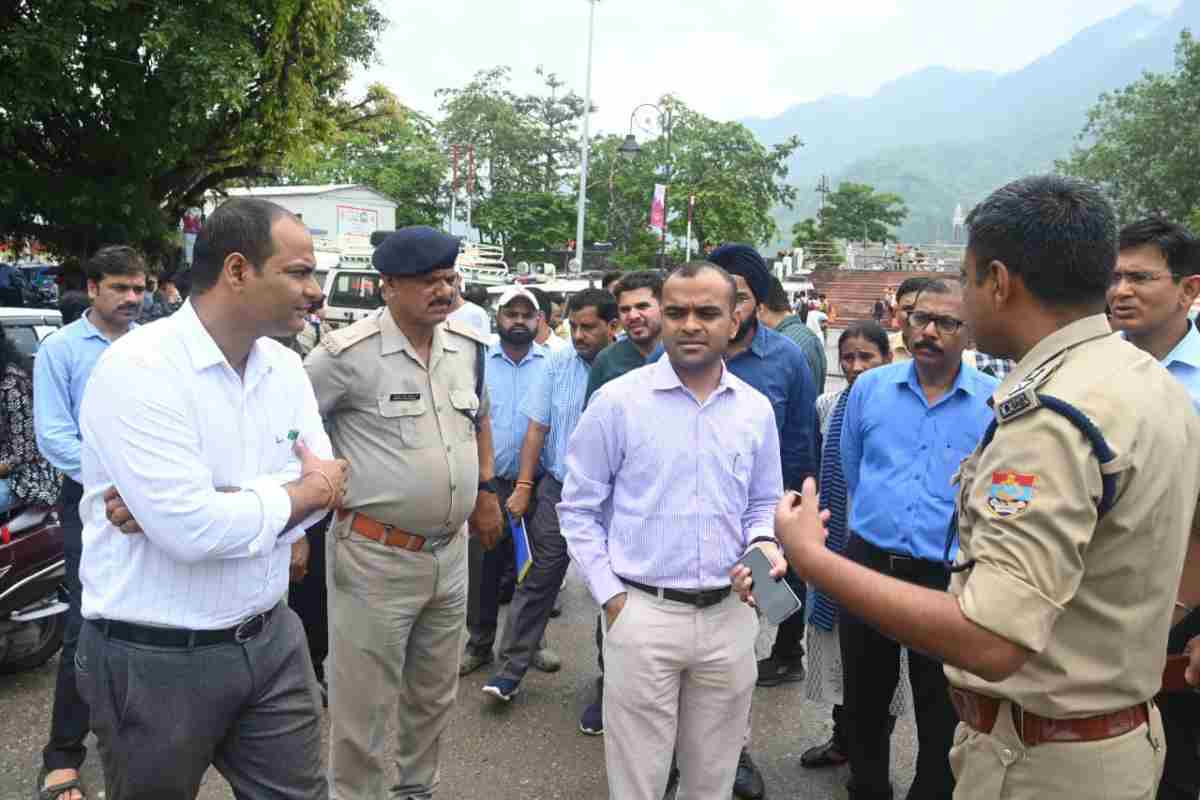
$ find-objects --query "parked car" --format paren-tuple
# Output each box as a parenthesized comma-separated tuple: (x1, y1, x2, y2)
(0, 307, 63, 366)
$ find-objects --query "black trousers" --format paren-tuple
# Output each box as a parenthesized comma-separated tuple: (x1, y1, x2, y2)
(839, 535, 957, 800)
(77, 606, 325, 800)
(288, 513, 330, 682)
(1157, 609, 1200, 800)
(466, 477, 525, 655)
(42, 477, 89, 773)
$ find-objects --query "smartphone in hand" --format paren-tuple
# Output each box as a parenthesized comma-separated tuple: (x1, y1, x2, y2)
(738, 548, 801, 625)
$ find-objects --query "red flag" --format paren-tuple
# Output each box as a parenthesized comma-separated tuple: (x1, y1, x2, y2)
(650, 184, 667, 230)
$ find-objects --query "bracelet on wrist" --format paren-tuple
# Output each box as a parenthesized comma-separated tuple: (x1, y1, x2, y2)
(748, 535, 778, 548)
(515, 479, 535, 489)
(304, 469, 337, 509)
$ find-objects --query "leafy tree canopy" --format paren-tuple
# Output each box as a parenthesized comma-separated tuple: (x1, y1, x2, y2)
(816, 182, 909, 243)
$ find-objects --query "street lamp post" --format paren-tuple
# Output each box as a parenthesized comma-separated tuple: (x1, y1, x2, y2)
(619, 103, 673, 268)
(573, 0, 600, 273)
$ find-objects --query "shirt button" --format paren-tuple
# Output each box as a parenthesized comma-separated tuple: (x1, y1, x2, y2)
(1000, 748, 1016, 765)
(446, 446, 452, 453)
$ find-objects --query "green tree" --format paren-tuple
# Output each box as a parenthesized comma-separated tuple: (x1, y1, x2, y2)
(284, 104, 449, 229)
(585, 97, 802, 263)
(1059, 31, 1200, 222)
(0, 0, 386, 259)
(817, 182, 909, 242)
(790, 218, 825, 246)
(436, 66, 585, 250)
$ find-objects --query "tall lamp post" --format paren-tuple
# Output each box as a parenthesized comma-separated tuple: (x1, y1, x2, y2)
(573, 0, 600, 273)
(619, 103, 673, 267)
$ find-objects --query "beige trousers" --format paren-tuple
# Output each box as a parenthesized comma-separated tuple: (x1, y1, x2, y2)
(603, 587, 759, 800)
(326, 518, 468, 800)
(948, 700, 1167, 800)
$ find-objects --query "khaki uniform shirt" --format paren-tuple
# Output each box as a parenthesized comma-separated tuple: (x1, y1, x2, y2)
(304, 308, 491, 538)
(945, 315, 1200, 718)
(889, 331, 912, 362)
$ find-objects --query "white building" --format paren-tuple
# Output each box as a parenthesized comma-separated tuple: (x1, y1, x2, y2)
(211, 184, 397, 248)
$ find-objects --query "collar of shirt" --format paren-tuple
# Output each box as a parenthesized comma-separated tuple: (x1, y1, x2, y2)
(1162, 321, 1200, 371)
(729, 321, 770, 361)
(893, 357, 989, 406)
(79, 307, 136, 343)
(175, 301, 278, 392)
(488, 340, 546, 367)
(648, 353, 735, 403)
(376, 307, 459, 363)
(996, 314, 1111, 400)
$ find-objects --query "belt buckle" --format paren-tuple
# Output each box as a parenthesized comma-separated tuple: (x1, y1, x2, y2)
(234, 613, 266, 643)
(887, 554, 910, 572)
(1012, 702, 1026, 745)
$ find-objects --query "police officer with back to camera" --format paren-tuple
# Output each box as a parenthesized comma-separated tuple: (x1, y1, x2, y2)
(766, 175, 1200, 800)
(305, 225, 504, 800)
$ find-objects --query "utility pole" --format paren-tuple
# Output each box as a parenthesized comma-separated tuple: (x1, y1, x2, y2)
(815, 174, 831, 211)
(573, 0, 600, 273)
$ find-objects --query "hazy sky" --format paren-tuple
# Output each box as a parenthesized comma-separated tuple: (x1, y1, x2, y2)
(353, 0, 1181, 134)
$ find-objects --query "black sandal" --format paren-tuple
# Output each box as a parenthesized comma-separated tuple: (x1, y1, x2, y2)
(800, 737, 849, 768)
(36, 767, 87, 800)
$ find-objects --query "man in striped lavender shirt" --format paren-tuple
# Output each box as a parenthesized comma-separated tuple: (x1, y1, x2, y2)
(559, 261, 786, 800)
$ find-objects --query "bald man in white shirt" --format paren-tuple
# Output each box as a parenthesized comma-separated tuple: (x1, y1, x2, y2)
(77, 198, 349, 800)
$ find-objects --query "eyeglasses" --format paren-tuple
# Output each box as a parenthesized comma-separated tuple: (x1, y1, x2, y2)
(1108, 270, 1174, 288)
(907, 311, 965, 334)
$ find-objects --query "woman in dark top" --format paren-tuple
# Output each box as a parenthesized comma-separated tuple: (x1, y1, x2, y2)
(0, 327, 61, 511)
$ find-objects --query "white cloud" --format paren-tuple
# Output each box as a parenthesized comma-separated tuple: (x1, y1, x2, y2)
(351, 0, 1164, 134)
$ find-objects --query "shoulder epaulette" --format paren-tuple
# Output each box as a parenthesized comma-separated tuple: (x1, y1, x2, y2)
(322, 316, 381, 357)
(443, 318, 492, 347)
(995, 360, 1059, 424)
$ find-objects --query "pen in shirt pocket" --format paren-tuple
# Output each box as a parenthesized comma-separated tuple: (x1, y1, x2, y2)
(276, 429, 300, 445)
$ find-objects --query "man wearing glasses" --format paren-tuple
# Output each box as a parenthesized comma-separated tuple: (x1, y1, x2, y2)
(833, 278, 998, 800)
(1109, 218, 1200, 800)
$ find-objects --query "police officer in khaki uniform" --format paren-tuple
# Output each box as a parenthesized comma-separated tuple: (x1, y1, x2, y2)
(305, 226, 503, 800)
(762, 175, 1200, 800)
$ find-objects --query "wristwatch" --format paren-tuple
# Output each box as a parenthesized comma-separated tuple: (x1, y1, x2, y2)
(478, 479, 498, 495)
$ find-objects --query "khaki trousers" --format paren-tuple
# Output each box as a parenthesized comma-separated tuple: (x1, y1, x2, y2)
(948, 700, 1167, 800)
(603, 587, 758, 800)
(327, 518, 468, 800)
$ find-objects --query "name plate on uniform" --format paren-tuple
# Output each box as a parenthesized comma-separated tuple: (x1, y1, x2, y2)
(389, 392, 420, 402)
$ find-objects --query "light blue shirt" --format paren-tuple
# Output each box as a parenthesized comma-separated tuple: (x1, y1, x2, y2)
(520, 345, 591, 484)
(841, 360, 998, 561)
(33, 310, 136, 483)
(558, 357, 783, 606)
(1162, 322, 1200, 413)
(486, 342, 548, 479)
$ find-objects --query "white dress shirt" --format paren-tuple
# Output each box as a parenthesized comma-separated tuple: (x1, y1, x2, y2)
(78, 301, 332, 629)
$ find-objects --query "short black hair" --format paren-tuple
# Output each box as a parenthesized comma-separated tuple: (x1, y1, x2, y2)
(966, 174, 1117, 307)
(895, 277, 932, 302)
(527, 286, 554, 319)
(613, 270, 663, 303)
(838, 321, 890, 358)
(85, 245, 146, 285)
(58, 290, 92, 325)
(665, 261, 738, 311)
(192, 198, 298, 294)
(915, 278, 960, 300)
(1118, 218, 1200, 279)
(462, 284, 489, 306)
(566, 288, 618, 323)
(764, 276, 792, 313)
(601, 270, 625, 291)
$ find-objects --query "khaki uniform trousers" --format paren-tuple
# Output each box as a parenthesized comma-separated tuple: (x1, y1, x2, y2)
(327, 517, 468, 800)
(948, 699, 1167, 800)
(603, 587, 758, 800)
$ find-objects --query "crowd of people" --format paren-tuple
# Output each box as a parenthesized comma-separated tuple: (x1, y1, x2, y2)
(6, 173, 1200, 800)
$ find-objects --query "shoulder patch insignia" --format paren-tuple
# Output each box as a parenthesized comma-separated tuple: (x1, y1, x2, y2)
(443, 318, 492, 347)
(987, 471, 1036, 517)
(996, 386, 1040, 423)
(322, 316, 381, 356)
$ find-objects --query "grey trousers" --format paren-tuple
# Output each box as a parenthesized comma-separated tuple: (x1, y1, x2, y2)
(76, 604, 325, 800)
(495, 475, 569, 683)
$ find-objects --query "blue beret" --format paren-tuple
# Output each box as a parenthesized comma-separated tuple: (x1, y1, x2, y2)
(372, 226, 461, 277)
(708, 243, 770, 304)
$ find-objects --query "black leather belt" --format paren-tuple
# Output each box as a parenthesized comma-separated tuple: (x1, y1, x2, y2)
(623, 579, 731, 608)
(93, 608, 274, 648)
(851, 534, 947, 580)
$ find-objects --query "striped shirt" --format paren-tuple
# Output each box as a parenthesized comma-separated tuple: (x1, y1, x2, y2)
(486, 342, 548, 479)
(519, 344, 591, 483)
(558, 357, 783, 606)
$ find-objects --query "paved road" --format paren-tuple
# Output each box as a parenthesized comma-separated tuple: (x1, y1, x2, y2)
(0, 336, 925, 800)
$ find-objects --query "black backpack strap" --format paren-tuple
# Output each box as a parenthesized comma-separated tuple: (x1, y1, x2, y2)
(945, 394, 1118, 572)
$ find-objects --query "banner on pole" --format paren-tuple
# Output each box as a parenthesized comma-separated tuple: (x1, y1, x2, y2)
(650, 184, 667, 230)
